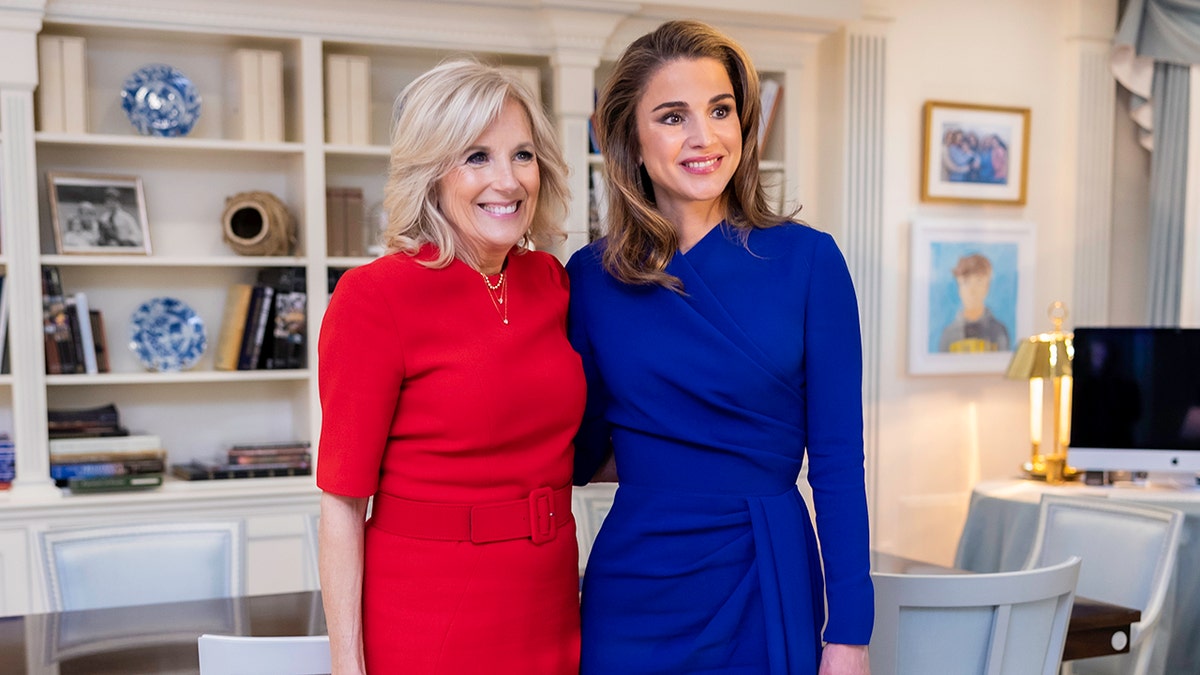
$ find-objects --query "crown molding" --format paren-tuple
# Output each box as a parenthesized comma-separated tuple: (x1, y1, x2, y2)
(0, 0, 46, 32)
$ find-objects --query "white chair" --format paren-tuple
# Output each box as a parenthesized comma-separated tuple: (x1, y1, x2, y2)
(37, 520, 245, 611)
(197, 634, 331, 675)
(1023, 494, 1184, 675)
(302, 511, 321, 590)
(870, 556, 1081, 675)
(573, 483, 616, 577)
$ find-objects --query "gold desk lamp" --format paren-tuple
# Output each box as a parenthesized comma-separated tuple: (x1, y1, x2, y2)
(1006, 301, 1078, 484)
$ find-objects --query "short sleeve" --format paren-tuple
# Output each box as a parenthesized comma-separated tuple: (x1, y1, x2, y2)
(316, 264, 407, 497)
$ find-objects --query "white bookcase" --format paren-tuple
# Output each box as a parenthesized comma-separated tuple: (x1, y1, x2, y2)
(0, 0, 835, 617)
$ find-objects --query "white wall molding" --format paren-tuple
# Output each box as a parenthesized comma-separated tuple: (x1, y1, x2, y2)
(1065, 0, 1118, 327)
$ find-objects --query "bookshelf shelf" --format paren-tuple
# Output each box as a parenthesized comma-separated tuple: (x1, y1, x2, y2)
(327, 255, 379, 268)
(45, 370, 309, 386)
(41, 255, 309, 268)
(324, 144, 390, 158)
(35, 132, 304, 156)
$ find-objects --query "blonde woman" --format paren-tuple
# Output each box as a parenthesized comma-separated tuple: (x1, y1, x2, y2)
(317, 60, 583, 674)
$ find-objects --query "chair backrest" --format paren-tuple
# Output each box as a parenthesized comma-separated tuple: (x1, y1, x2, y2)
(38, 520, 245, 611)
(303, 511, 321, 590)
(197, 634, 331, 675)
(871, 556, 1081, 675)
(1023, 494, 1183, 675)
(573, 483, 616, 576)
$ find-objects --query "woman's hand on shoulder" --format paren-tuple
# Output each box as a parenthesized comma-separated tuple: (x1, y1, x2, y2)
(818, 643, 869, 675)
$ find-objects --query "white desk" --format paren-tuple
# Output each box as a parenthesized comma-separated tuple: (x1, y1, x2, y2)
(955, 479, 1200, 675)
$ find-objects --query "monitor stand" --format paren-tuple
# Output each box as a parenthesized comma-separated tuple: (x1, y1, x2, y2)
(1085, 470, 1200, 490)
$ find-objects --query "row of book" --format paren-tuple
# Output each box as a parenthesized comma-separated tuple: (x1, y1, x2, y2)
(171, 441, 312, 481)
(0, 274, 10, 375)
(42, 266, 111, 375)
(326, 186, 369, 257)
(49, 433, 165, 493)
(214, 267, 308, 370)
(0, 435, 14, 490)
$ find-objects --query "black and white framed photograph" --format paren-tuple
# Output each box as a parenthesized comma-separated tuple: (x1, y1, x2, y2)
(47, 172, 151, 255)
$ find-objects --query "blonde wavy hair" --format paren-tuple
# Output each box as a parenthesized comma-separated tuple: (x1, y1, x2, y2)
(382, 59, 569, 268)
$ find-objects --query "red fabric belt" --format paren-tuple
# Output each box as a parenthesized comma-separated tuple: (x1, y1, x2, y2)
(370, 485, 572, 545)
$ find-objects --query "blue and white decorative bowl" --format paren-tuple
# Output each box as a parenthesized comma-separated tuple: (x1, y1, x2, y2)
(129, 297, 207, 372)
(120, 64, 202, 137)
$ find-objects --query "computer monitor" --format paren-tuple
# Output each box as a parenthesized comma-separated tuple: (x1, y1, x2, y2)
(1069, 327, 1200, 477)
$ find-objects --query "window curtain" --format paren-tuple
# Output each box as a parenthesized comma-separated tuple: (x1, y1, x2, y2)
(1112, 0, 1200, 325)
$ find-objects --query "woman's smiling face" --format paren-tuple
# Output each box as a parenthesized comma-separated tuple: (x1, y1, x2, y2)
(635, 57, 742, 220)
(437, 97, 540, 271)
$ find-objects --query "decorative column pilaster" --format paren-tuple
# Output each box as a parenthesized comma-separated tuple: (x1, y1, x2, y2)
(1067, 0, 1119, 327)
(0, 1, 57, 497)
(827, 21, 887, 539)
(540, 5, 631, 261)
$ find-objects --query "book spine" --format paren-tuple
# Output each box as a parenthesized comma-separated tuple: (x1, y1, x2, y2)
(42, 266, 77, 375)
(49, 433, 162, 454)
(51, 458, 166, 480)
(50, 450, 166, 464)
(233, 48, 263, 141)
(0, 274, 9, 375)
(67, 474, 164, 492)
(259, 49, 285, 143)
(230, 453, 312, 465)
(326, 187, 347, 257)
(229, 440, 312, 452)
(37, 36, 65, 133)
(236, 285, 268, 370)
(346, 55, 371, 145)
(73, 292, 98, 374)
(215, 283, 254, 371)
(325, 54, 350, 144)
(344, 187, 365, 257)
(758, 78, 781, 148)
(89, 310, 110, 373)
(0, 438, 14, 485)
(59, 36, 88, 134)
(63, 297, 85, 374)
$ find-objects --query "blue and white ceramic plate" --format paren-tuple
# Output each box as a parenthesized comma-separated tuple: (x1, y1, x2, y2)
(129, 297, 207, 372)
(120, 64, 202, 137)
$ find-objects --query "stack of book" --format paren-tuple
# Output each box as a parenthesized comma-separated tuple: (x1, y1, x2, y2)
(49, 434, 166, 493)
(48, 402, 127, 439)
(171, 441, 311, 481)
(0, 434, 14, 490)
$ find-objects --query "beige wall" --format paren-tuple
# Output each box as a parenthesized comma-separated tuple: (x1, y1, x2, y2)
(862, 0, 1134, 563)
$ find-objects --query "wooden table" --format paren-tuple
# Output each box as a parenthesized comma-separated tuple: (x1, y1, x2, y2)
(873, 550, 1140, 662)
(0, 591, 324, 674)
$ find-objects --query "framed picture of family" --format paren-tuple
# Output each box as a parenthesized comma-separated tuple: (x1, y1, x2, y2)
(920, 100, 1030, 205)
(47, 171, 152, 255)
(908, 217, 1035, 375)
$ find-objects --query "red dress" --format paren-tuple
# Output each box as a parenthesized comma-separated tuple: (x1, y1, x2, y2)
(317, 245, 585, 674)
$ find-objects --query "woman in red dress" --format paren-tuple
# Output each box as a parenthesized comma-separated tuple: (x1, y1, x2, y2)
(317, 60, 585, 674)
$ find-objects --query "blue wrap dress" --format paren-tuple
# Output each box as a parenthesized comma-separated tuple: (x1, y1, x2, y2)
(566, 222, 874, 674)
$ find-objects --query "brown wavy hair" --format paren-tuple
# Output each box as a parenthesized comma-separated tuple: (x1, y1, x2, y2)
(595, 19, 788, 290)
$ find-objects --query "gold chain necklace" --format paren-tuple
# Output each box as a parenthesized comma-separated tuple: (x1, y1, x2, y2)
(480, 271, 509, 325)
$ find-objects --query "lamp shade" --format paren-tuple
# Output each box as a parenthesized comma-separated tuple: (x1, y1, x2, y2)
(1005, 333, 1073, 380)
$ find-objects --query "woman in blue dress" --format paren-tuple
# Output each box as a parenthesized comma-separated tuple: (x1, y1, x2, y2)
(567, 20, 873, 674)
